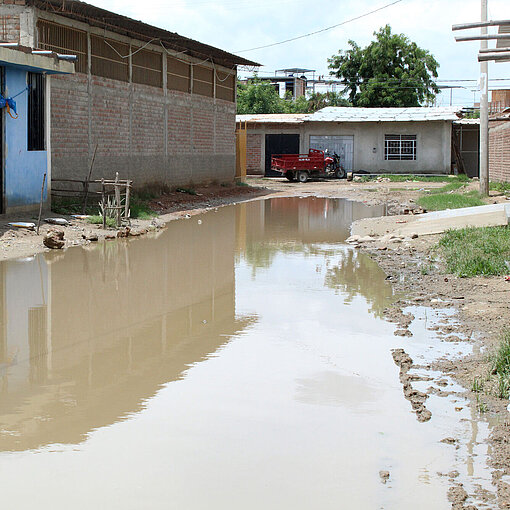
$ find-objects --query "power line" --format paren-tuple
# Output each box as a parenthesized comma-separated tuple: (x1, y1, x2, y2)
(235, 0, 404, 53)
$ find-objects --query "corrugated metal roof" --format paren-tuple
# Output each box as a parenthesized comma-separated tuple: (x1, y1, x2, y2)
(237, 107, 463, 125)
(310, 106, 462, 122)
(237, 114, 308, 124)
(454, 118, 480, 125)
(28, 0, 259, 68)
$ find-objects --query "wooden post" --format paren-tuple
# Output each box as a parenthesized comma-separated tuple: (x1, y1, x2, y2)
(125, 181, 131, 219)
(101, 179, 106, 229)
(36, 173, 47, 235)
(114, 172, 121, 227)
(82, 143, 98, 214)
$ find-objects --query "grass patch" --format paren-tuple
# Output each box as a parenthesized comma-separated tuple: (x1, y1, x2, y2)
(424, 182, 466, 195)
(490, 182, 510, 194)
(87, 215, 116, 227)
(417, 190, 484, 211)
(438, 226, 510, 277)
(359, 174, 470, 183)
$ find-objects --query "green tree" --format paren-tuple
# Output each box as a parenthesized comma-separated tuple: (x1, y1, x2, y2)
(328, 25, 439, 107)
(236, 78, 286, 114)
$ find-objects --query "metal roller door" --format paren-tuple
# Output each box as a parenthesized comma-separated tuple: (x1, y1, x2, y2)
(309, 135, 354, 171)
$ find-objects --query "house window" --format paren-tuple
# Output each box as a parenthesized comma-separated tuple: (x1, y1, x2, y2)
(28, 73, 45, 151)
(384, 134, 417, 161)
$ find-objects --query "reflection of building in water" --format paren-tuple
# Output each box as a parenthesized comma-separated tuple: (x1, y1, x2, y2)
(0, 207, 251, 451)
(241, 197, 386, 245)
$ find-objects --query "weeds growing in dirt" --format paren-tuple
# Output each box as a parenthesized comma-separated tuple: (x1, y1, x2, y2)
(359, 174, 469, 183)
(492, 333, 510, 378)
(417, 190, 485, 212)
(476, 394, 488, 413)
(490, 182, 510, 194)
(497, 375, 510, 400)
(472, 378, 483, 393)
(438, 226, 510, 277)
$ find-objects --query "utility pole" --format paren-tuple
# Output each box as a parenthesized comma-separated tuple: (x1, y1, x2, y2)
(479, 0, 489, 196)
(453, 5, 510, 196)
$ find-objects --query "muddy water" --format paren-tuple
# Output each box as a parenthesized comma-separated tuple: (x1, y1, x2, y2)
(0, 197, 493, 509)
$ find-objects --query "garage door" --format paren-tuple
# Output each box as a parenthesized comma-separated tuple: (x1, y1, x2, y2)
(309, 135, 353, 171)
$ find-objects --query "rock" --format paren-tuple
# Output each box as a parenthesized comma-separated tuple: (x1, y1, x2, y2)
(410, 233, 418, 239)
(345, 235, 361, 244)
(379, 470, 390, 483)
(117, 227, 131, 238)
(440, 437, 457, 445)
(358, 235, 376, 243)
(394, 328, 413, 337)
(43, 229, 65, 249)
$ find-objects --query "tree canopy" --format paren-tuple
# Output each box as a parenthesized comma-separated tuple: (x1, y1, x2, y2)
(328, 25, 439, 107)
(236, 78, 350, 114)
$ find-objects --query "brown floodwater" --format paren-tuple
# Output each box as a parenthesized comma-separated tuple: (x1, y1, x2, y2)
(0, 197, 494, 509)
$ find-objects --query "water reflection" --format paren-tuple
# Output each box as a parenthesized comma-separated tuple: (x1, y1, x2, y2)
(0, 207, 250, 451)
(0, 197, 390, 453)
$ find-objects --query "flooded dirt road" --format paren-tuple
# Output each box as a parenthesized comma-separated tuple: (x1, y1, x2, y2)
(0, 197, 494, 509)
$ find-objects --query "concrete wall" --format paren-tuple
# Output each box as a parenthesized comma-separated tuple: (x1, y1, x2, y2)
(489, 120, 510, 182)
(245, 120, 452, 175)
(4, 66, 48, 212)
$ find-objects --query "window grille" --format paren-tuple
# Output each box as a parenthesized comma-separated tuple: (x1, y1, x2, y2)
(215, 70, 235, 102)
(193, 65, 213, 97)
(90, 35, 129, 82)
(132, 47, 162, 87)
(167, 55, 190, 93)
(28, 72, 45, 151)
(384, 134, 417, 161)
(37, 20, 87, 74)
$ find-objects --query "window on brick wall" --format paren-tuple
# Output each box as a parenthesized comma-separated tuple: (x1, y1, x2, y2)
(384, 134, 417, 161)
(167, 55, 190, 93)
(132, 47, 162, 87)
(215, 69, 235, 102)
(37, 20, 88, 74)
(91, 35, 129, 82)
(28, 72, 45, 151)
(193, 65, 213, 97)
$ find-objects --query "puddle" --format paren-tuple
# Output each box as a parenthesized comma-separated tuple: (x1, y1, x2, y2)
(0, 197, 495, 508)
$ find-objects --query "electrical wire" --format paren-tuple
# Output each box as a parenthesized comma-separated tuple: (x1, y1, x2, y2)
(235, 0, 404, 53)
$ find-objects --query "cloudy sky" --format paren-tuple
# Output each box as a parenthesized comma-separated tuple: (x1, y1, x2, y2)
(89, 0, 508, 106)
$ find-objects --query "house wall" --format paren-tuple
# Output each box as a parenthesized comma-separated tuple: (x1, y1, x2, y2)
(0, 2, 237, 191)
(245, 120, 452, 175)
(489, 120, 510, 182)
(4, 66, 48, 212)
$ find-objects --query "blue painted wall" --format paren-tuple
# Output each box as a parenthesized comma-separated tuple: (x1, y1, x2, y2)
(4, 67, 47, 209)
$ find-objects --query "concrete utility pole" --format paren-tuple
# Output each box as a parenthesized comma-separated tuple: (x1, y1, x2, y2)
(480, 0, 489, 196)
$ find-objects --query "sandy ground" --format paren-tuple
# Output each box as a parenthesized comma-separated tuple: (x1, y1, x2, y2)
(3, 174, 510, 506)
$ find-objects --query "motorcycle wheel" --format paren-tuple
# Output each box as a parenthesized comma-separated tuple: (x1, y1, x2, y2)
(335, 167, 346, 179)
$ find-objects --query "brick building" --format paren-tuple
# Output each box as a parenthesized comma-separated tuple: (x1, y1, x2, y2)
(0, 0, 256, 210)
(489, 109, 510, 183)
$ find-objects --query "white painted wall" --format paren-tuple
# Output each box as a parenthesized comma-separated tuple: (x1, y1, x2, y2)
(248, 120, 452, 174)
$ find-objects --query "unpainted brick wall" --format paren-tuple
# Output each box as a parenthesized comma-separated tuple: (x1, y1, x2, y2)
(246, 133, 262, 174)
(0, 14, 20, 42)
(489, 121, 510, 182)
(50, 73, 236, 187)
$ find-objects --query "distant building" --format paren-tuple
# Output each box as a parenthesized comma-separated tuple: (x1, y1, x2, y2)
(242, 68, 315, 100)
(238, 107, 463, 176)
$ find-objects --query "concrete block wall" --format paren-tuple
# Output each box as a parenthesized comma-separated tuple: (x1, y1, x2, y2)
(489, 121, 510, 182)
(50, 72, 236, 188)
